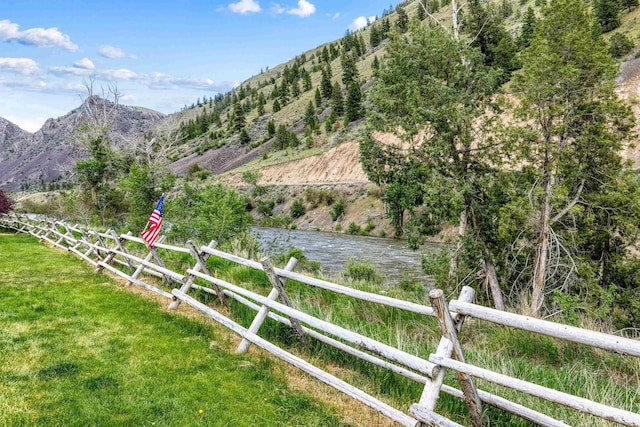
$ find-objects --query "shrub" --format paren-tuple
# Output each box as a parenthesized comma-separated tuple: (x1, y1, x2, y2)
(347, 222, 361, 235)
(290, 198, 306, 218)
(304, 187, 338, 208)
(340, 257, 384, 284)
(257, 199, 275, 217)
(330, 199, 345, 221)
(609, 33, 634, 58)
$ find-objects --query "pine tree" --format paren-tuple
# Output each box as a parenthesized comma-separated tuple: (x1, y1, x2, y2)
(341, 52, 359, 88)
(273, 98, 281, 113)
(305, 101, 317, 129)
(314, 87, 323, 108)
(345, 82, 363, 123)
(370, 24, 381, 48)
(321, 65, 333, 99)
(303, 70, 312, 91)
(233, 101, 245, 133)
(279, 82, 290, 104)
(257, 92, 266, 116)
(518, 7, 536, 49)
(331, 81, 344, 116)
(594, 0, 621, 31)
(417, 1, 426, 21)
(372, 55, 381, 77)
(267, 119, 276, 137)
(395, 5, 409, 33)
(239, 128, 251, 144)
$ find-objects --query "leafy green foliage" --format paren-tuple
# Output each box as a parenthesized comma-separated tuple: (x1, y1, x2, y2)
(330, 199, 345, 221)
(168, 183, 252, 244)
(340, 257, 385, 284)
(290, 198, 306, 218)
(609, 32, 634, 58)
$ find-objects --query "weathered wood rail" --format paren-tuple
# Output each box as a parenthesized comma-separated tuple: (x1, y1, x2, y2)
(2, 213, 639, 427)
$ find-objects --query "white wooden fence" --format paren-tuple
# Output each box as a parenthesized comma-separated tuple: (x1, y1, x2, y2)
(2, 213, 639, 427)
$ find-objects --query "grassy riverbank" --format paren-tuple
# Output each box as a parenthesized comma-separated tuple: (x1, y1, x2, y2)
(0, 232, 350, 427)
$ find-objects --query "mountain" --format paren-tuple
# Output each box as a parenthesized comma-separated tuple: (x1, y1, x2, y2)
(0, 96, 164, 192)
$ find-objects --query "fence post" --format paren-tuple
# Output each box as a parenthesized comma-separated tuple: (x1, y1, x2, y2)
(80, 230, 101, 261)
(168, 240, 218, 310)
(126, 235, 166, 286)
(419, 286, 475, 410)
(430, 289, 485, 427)
(260, 257, 306, 343)
(92, 230, 111, 259)
(236, 256, 298, 354)
(112, 230, 136, 268)
(188, 240, 228, 306)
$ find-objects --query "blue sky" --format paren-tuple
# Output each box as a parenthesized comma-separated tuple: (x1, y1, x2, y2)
(0, 0, 399, 132)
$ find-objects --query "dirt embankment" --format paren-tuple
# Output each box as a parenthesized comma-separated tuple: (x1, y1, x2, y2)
(222, 141, 370, 186)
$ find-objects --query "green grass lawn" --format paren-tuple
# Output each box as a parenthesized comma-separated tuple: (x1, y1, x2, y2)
(0, 232, 350, 427)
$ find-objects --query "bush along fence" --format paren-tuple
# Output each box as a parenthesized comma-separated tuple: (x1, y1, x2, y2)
(2, 213, 640, 427)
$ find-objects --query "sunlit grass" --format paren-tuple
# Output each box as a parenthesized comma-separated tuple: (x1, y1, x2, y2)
(0, 232, 350, 427)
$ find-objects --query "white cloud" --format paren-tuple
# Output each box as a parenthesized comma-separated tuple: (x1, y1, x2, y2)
(0, 19, 78, 51)
(73, 58, 95, 70)
(330, 12, 340, 20)
(287, 0, 315, 17)
(349, 15, 376, 32)
(98, 44, 136, 59)
(271, 3, 286, 14)
(46, 65, 232, 92)
(0, 58, 40, 75)
(229, 0, 261, 14)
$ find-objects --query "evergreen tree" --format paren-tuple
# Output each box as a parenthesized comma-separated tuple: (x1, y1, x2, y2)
(345, 82, 363, 123)
(314, 87, 323, 108)
(518, 7, 536, 49)
(267, 119, 276, 137)
(395, 5, 409, 33)
(305, 101, 317, 129)
(321, 65, 333, 99)
(360, 24, 506, 308)
(321, 46, 330, 63)
(341, 52, 359, 88)
(303, 69, 312, 91)
(233, 101, 245, 133)
(331, 81, 344, 116)
(370, 24, 381, 48)
(257, 92, 266, 116)
(239, 128, 251, 145)
(512, 0, 635, 315)
(594, 0, 621, 32)
(417, 1, 426, 21)
(273, 98, 281, 113)
(464, 0, 519, 79)
(372, 55, 381, 77)
(279, 82, 290, 104)
(274, 124, 289, 150)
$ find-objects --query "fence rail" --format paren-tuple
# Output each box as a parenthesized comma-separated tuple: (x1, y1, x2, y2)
(2, 213, 639, 427)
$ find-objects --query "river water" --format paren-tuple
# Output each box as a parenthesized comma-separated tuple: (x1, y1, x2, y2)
(251, 226, 447, 285)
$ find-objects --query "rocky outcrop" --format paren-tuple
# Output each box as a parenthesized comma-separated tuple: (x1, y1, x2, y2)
(0, 97, 165, 192)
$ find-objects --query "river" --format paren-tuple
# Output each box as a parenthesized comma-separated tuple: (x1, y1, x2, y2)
(251, 227, 447, 285)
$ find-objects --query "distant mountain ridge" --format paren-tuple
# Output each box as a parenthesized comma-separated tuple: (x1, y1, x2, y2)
(0, 97, 165, 192)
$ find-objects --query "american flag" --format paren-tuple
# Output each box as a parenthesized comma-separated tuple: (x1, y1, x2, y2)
(141, 196, 164, 249)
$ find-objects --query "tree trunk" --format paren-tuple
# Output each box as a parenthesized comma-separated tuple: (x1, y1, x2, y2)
(448, 209, 467, 281)
(531, 177, 552, 315)
(452, 0, 460, 40)
(484, 257, 505, 311)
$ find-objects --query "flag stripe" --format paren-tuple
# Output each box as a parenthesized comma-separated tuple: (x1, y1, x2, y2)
(141, 197, 164, 249)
